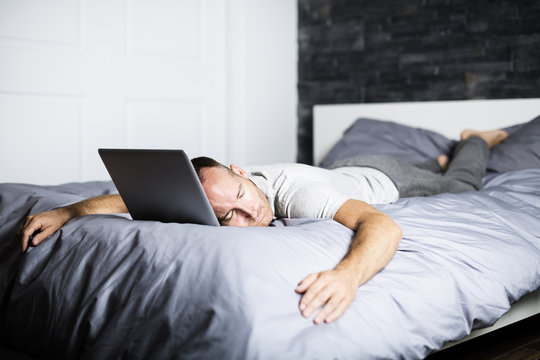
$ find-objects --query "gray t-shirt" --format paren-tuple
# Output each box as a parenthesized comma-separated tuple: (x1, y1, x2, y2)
(245, 163, 399, 219)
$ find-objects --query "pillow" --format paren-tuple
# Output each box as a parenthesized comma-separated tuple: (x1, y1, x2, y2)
(487, 115, 540, 173)
(319, 118, 456, 168)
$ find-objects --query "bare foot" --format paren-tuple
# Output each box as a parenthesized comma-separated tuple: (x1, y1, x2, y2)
(437, 154, 449, 172)
(460, 129, 509, 148)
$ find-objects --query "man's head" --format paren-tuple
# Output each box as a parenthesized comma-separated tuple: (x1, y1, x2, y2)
(191, 157, 274, 227)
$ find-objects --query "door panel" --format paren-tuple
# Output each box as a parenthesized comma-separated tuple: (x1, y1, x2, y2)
(0, 0, 226, 184)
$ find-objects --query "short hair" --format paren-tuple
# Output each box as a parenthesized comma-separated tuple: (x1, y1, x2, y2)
(191, 156, 229, 183)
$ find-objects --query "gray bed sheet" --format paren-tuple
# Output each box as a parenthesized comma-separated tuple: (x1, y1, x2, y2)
(1, 169, 539, 359)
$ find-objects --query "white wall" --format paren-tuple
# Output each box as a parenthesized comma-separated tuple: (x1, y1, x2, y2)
(0, 0, 297, 185)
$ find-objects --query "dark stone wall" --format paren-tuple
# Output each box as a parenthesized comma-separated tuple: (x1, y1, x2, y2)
(298, 0, 540, 164)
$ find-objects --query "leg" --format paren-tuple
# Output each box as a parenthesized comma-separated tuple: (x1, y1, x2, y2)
(441, 136, 489, 192)
(413, 158, 444, 174)
(397, 137, 490, 197)
(328, 155, 460, 198)
(427, 129, 508, 173)
(438, 128, 508, 192)
(328, 129, 506, 199)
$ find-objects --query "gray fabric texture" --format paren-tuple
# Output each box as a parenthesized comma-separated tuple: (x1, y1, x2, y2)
(247, 163, 398, 219)
(319, 117, 456, 167)
(1, 170, 540, 359)
(488, 115, 540, 173)
(319, 116, 540, 174)
(329, 137, 489, 198)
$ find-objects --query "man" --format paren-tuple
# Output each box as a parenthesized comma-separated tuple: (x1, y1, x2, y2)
(18, 128, 508, 325)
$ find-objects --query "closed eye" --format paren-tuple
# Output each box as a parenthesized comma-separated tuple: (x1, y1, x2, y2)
(220, 210, 234, 224)
(238, 184, 244, 199)
(219, 184, 244, 224)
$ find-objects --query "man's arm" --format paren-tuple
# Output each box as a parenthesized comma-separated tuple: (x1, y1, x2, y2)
(295, 199, 402, 324)
(19, 194, 127, 252)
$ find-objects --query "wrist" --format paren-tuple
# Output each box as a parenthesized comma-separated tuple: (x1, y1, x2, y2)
(59, 204, 81, 219)
(334, 260, 367, 288)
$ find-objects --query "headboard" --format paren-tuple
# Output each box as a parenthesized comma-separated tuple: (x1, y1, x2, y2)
(313, 98, 540, 165)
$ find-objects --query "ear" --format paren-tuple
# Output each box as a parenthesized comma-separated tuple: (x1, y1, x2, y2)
(230, 164, 248, 178)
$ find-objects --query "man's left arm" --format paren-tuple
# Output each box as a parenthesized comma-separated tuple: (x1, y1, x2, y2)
(295, 199, 402, 324)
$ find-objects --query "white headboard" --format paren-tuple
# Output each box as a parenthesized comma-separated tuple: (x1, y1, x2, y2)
(313, 98, 540, 165)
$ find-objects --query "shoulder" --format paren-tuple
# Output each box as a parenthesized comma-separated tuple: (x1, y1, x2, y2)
(247, 163, 328, 179)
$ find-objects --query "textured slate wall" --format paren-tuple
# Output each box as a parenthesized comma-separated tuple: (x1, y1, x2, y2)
(298, 0, 540, 164)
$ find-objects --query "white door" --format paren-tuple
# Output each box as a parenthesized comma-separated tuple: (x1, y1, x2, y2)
(0, 0, 226, 184)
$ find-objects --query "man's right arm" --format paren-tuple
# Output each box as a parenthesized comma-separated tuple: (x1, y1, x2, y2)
(19, 194, 127, 252)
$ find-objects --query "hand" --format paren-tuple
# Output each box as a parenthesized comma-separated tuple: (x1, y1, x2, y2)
(295, 268, 357, 325)
(18, 208, 72, 252)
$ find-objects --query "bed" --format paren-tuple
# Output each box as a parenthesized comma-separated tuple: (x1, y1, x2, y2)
(1, 99, 539, 359)
(313, 98, 540, 349)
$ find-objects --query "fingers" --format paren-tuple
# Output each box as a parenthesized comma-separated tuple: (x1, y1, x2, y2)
(18, 209, 67, 252)
(308, 287, 340, 324)
(29, 226, 55, 248)
(295, 273, 318, 294)
(296, 270, 356, 325)
(19, 216, 42, 252)
(19, 219, 54, 252)
(297, 274, 328, 316)
(314, 298, 350, 324)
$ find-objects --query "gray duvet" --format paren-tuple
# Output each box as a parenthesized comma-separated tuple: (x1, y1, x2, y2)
(1, 169, 539, 359)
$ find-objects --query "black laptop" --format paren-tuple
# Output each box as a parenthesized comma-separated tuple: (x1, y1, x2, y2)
(99, 149, 220, 226)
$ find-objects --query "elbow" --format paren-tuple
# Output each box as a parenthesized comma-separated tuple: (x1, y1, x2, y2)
(394, 221, 403, 240)
(377, 213, 401, 252)
(390, 221, 402, 250)
(396, 224, 403, 244)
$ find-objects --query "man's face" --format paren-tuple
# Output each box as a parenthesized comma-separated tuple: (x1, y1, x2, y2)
(200, 166, 274, 227)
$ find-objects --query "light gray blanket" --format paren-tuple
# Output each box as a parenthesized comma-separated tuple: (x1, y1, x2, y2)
(1, 169, 539, 359)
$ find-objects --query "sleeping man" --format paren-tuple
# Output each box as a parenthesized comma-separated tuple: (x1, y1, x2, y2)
(18, 128, 508, 325)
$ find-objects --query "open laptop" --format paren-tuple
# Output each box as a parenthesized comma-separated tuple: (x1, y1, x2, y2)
(98, 149, 220, 226)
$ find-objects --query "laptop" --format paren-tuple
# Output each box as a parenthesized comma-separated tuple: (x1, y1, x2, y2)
(98, 149, 220, 226)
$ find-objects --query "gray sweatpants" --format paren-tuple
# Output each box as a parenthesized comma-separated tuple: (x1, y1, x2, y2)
(328, 137, 489, 198)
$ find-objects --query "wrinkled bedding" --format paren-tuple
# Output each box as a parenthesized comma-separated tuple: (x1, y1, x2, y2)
(1, 169, 539, 359)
